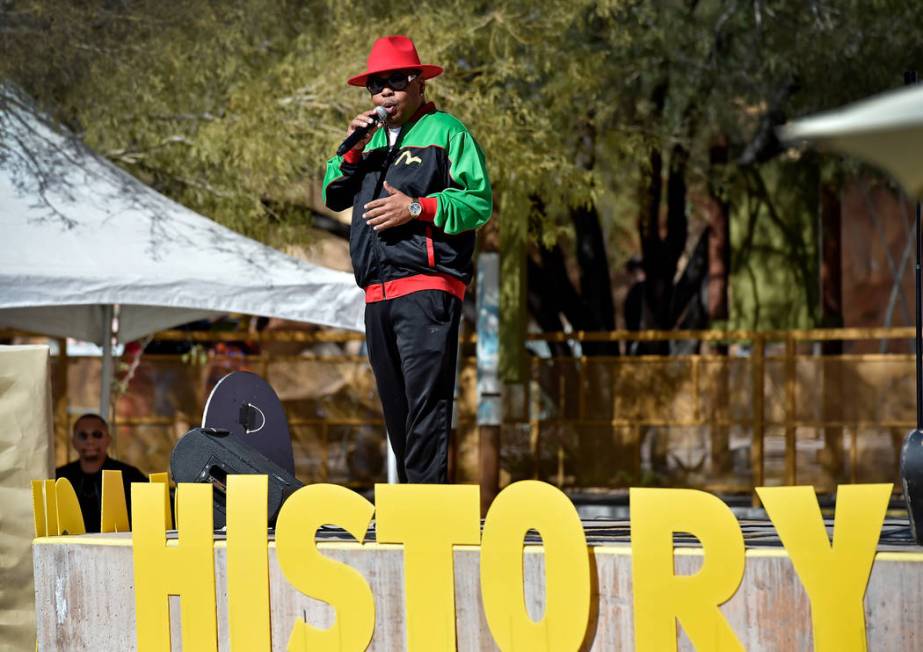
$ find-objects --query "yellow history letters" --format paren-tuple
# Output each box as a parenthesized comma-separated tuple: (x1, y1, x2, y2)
(275, 483, 376, 652)
(54, 477, 86, 535)
(375, 483, 481, 651)
(100, 469, 129, 533)
(30, 477, 890, 650)
(757, 484, 891, 652)
(480, 480, 591, 651)
(630, 488, 745, 651)
(148, 471, 174, 530)
(132, 482, 218, 652)
(226, 474, 271, 651)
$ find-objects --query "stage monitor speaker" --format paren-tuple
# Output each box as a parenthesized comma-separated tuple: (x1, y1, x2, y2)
(202, 371, 296, 475)
(170, 427, 303, 529)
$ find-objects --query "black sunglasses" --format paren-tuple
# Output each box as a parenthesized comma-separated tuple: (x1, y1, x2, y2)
(76, 429, 105, 441)
(366, 70, 420, 95)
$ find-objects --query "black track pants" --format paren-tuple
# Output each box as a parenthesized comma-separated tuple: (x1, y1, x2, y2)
(365, 290, 462, 483)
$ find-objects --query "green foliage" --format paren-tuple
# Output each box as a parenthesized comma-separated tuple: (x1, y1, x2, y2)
(3, 0, 923, 329)
(2, 0, 601, 242)
(730, 158, 821, 330)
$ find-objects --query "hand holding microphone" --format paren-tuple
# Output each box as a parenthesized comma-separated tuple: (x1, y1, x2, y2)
(338, 106, 389, 156)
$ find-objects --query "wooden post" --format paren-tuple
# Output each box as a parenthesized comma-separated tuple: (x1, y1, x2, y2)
(707, 138, 732, 475)
(784, 334, 797, 486)
(751, 335, 765, 505)
(691, 356, 701, 423)
(850, 427, 860, 484)
(259, 350, 270, 380)
(477, 253, 501, 515)
(54, 338, 70, 465)
(529, 375, 541, 481)
(479, 424, 501, 515)
(556, 445, 565, 488)
(820, 183, 845, 482)
(625, 423, 642, 485)
(321, 421, 329, 483)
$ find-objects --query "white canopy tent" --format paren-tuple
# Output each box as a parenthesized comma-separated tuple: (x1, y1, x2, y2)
(777, 82, 923, 199)
(778, 76, 923, 539)
(0, 88, 364, 416)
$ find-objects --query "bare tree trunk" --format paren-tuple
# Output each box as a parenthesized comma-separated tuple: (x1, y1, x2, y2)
(707, 142, 730, 323)
(820, 183, 844, 482)
(706, 140, 732, 475)
(633, 142, 690, 472)
(573, 204, 619, 356)
(638, 145, 690, 354)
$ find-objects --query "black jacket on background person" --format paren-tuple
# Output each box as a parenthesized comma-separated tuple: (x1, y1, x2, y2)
(55, 457, 148, 533)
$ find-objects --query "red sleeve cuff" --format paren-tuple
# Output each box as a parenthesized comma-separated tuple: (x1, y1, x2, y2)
(417, 196, 438, 222)
(342, 149, 362, 165)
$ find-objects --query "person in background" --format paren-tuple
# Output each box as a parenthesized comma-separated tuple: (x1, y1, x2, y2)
(55, 413, 148, 533)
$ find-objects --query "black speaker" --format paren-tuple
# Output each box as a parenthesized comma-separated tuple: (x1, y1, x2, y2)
(202, 371, 296, 475)
(170, 427, 303, 529)
(901, 428, 923, 542)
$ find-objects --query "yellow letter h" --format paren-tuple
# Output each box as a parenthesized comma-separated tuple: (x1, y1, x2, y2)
(131, 482, 218, 652)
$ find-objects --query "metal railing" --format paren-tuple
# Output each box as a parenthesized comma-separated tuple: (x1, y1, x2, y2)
(14, 326, 914, 494)
(519, 327, 917, 493)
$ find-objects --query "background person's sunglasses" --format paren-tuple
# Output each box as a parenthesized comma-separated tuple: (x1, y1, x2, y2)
(366, 71, 419, 94)
(76, 430, 105, 441)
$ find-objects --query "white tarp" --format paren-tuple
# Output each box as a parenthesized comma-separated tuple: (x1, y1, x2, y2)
(778, 84, 923, 199)
(0, 88, 365, 345)
(0, 345, 53, 651)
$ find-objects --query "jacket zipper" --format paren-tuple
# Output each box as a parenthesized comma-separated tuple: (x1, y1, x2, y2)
(425, 225, 435, 267)
(368, 126, 404, 300)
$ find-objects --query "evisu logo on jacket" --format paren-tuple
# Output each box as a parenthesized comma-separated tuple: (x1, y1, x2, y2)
(395, 150, 423, 166)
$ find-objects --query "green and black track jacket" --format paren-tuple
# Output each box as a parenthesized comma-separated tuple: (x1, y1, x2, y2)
(323, 102, 492, 302)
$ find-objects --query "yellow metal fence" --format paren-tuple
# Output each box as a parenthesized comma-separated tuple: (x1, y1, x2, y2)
(33, 326, 918, 494)
(515, 327, 915, 494)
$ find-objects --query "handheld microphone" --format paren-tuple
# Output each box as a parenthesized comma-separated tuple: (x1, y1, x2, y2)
(336, 106, 389, 156)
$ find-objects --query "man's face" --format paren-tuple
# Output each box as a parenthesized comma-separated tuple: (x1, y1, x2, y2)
(72, 416, 110, 466)
(367, 69, 424, 127)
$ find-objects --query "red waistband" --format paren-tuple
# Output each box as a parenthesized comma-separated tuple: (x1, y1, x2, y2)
(364, 274, 467, 303)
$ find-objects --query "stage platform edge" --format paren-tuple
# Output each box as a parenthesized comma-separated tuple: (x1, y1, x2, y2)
(33, 521, 923, 651)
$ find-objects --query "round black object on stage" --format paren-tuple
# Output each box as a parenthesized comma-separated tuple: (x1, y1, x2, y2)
(202, 371, 295, 475)
(901, 428, 923, 543)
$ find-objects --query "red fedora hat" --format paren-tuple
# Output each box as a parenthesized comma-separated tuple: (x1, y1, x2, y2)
(347, 35, 443, 87)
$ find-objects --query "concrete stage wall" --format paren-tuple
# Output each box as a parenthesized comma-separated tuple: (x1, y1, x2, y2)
(33, 534, 923, 650)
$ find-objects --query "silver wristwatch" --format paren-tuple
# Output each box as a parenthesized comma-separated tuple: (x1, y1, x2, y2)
(408, 199, 423, 218)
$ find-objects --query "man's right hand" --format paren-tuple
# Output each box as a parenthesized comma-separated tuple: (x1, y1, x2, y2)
(346, 109, 381, 151)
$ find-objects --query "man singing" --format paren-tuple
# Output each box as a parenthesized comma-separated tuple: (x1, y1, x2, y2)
(323, 35, 492, 483)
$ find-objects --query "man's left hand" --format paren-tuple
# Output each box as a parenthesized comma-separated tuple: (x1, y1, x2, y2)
(363, 182, 415, 231)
